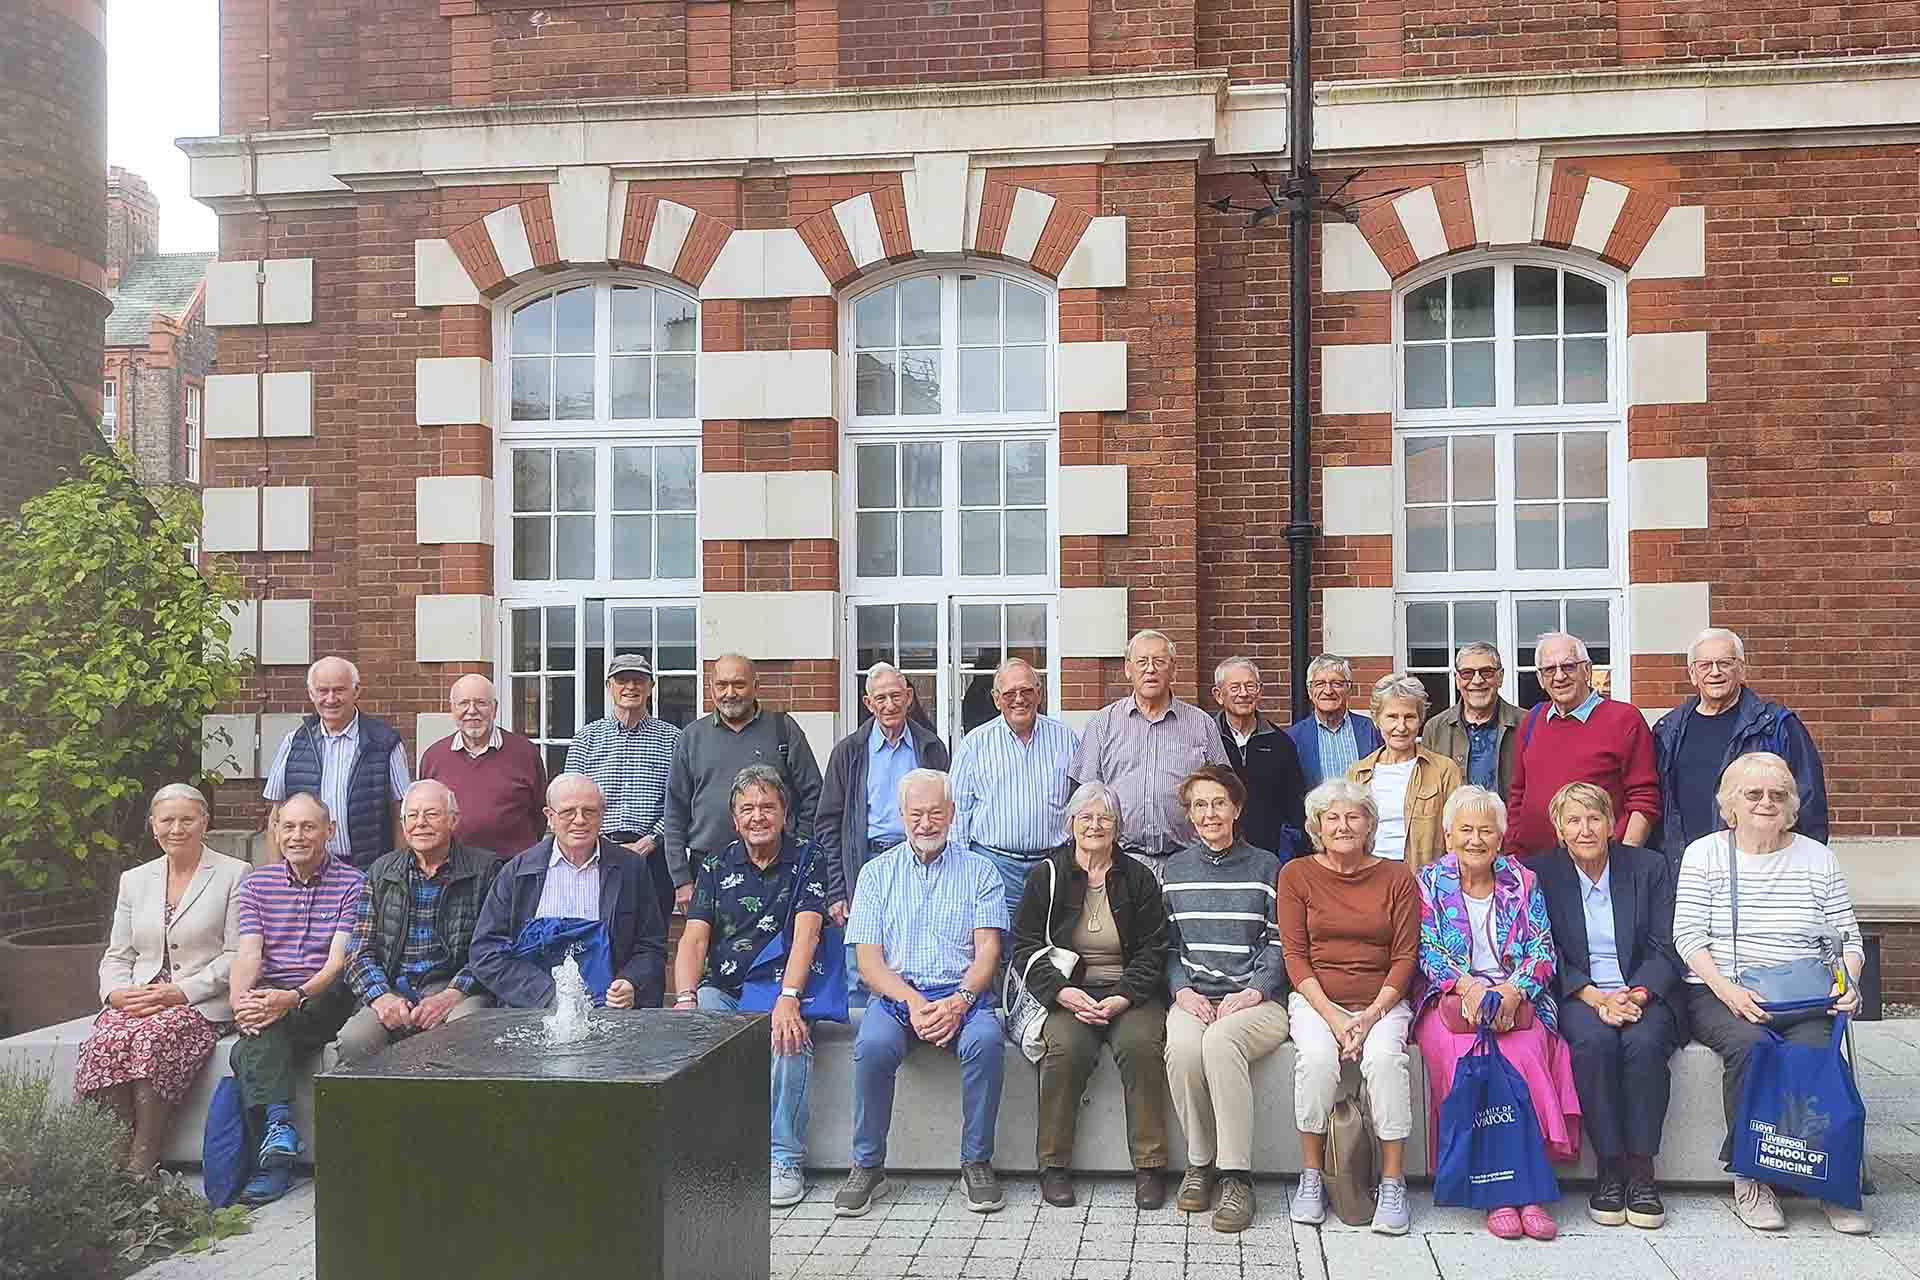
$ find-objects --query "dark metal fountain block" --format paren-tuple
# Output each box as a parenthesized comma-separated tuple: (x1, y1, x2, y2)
(315, 1009, 770, 1280)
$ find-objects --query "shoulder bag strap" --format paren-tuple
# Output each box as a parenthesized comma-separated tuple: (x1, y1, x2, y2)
(1519, 702, 1545, 754)
(1727, 827, 1740, 981)
(1006, 858, 1061, 1000)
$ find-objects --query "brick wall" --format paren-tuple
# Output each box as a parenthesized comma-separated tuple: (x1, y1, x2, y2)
(837, 0, 1045, 86)
(1873, 920, 1920, 1006)
(106, 167, 158, 289)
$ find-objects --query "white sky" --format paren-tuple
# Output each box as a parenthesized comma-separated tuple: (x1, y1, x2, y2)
(108, 0, 219, 253)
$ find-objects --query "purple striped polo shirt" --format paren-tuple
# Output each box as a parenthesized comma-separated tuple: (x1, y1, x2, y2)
(236, 856, 366, 989)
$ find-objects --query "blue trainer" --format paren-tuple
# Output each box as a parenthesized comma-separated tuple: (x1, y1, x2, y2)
(257, 1119, 302, 1169)
(240, 1164, 293, 1206)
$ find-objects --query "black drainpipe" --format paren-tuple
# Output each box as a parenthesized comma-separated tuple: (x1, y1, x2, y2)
(1285, 0, 1318, 723)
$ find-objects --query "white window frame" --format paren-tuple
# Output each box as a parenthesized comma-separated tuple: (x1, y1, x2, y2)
(102, 378, 117, 438)
(183, 383, 202, 482)
(1399, 591, 1626, 711)
(843, 594, 1061, 744)
(497, 596, 705, 758)
(494, 437, 703, 598)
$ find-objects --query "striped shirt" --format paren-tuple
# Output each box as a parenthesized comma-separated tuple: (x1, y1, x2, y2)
(236, 857, 365, 990)
(950, 714, 1080, 856)
(263, 715, 411, 862)
(1162, 838, 1286, 1000)
(346, 858, 476, 1003)
(1314, 715, 1361, 785)
(536, 844, 603, 921)
(845, 841, 1009, 990)
(1673, 831, 1863, 985)
(565, 716, 679, 838)
(1071, 697, 1232, 856)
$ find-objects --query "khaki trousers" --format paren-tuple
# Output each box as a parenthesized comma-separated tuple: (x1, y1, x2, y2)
(1163, 997, 1290, 1171)
(330, 984, 493, 1067)
(1036, 999, 1170, 1170)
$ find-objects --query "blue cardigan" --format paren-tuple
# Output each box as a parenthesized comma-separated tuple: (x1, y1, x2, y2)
(1287, 712, 1384, 788)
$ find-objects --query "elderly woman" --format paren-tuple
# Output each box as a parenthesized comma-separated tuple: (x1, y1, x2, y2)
(1347, 673, 1462, 871)
(1675, 751, 1868, 1235)
(75, 784, 250, 1173)
(1161, 766, 1288, 1234)
(1413, 785, 1581, 1242)
(1012, 782, 1171, 1211)
(1535, 782, 1685, 1232)
(1279, 779, 1421, 1236)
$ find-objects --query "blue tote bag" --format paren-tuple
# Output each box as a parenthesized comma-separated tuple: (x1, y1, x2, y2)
(1433, 993, 1561, 1210)
(739, 842, 849, 1023)
(202, 1076, 256, 1209)
(509, 916, 614, 1004)
(1731, 1014, 1866, 1209)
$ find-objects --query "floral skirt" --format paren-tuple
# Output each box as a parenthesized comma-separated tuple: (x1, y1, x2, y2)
(74, 1004, 222, 1106)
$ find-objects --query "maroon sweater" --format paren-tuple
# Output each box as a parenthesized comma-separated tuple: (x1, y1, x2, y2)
(1503, 697, 1661, 858)
(419, 730, 549, 859)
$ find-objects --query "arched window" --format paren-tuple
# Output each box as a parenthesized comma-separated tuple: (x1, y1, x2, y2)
(495, 276, 703, 771)
(843, 266, 1058, 741)
(1393, 257, 1627, 710)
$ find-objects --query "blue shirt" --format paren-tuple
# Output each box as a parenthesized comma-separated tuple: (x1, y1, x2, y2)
(845, 841, 1009, 990)
(1464, 718, 1499, 791)
(950, 714, 1080, 856)
(1315, 715, 1360, 783)
(689, 834, 829, 995)
(1578, 862, 1625, 990)
(864, 722, 919, 843)
(1548, 690, 1605, 723)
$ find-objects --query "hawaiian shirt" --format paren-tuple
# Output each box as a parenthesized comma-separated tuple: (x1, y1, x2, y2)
(688, 833, 828, 996)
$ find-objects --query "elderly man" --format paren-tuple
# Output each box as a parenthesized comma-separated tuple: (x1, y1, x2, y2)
(1421, 642, 1525, 798)
(672, 764, 828, 1208)
(1212, 657, 1309, 860)
(817, 663, 951, 925)
(665, 654, 823, 915)
(263, 656, 410, 868)
(1286, 655, 1384, 789)
(566, 653, 681, 925)
(228, 793, 365, 1204)
(419, 674, 547, 858)
(331, 780, 501, 1066)
(468, 773, 666, 1011)
(950, 657, 1080, 916)
(1653, 627, 1829, 862)
(1504, 632, 1660, 858)
(836, 769, 1010, 1218)
(1071, 630, 1231, 883)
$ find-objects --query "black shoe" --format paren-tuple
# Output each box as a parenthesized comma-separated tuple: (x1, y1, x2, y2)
(1588, 1170, 1628, 1227)
(1041, 1167, 1076, 1208)
(1625, 1176, 1667, 1230)
(1135, 1169, 1167, 1210)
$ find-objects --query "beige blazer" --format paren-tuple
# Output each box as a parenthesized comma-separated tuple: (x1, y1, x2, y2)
(1348, 745, 1464, 875)
(98, 849, 250, 1020)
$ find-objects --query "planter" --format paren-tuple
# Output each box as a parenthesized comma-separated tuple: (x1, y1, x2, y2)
(0, 923, 107, 1036)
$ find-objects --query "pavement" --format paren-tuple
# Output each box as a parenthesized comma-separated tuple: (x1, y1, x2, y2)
(129, 1019, 1920, 1280)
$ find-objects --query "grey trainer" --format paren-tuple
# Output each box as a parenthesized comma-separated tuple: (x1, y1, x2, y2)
(962, 1162, 1005, 1213)
(771, 1162, 805, 1209)
(1371, 1176, 1410, 1235)
(834, 1166, 889, 1217)
(1290, 1169, 1326, 1225)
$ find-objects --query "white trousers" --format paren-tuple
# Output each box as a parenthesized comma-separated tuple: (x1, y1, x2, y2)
(1287, 992, 1414, 1142)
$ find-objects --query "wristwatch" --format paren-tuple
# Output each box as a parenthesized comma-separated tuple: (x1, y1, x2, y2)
(780, 987, 802, 1001)
(957, 988, 979, 1007)
(293, 989, 310, 1012)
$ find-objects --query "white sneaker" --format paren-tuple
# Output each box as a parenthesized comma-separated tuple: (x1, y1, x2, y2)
(1289, 1170, 1326, 1224)
(1732, 1176, 1786, 1231)
(1821, 1200, 1871, 1235)
(771, 1163, 806, 1208)
(1371, 1177, 1410, 1235)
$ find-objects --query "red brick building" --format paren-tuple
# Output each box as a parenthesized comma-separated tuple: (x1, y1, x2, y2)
(186, 1, 1919, 983)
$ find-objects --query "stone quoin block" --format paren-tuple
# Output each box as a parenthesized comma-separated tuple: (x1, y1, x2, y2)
(1057, 465, 1129, 537)
(700, 592, 836, 660)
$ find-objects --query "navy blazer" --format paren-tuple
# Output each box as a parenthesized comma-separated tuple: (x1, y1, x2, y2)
(1534, 841, 1684, 1006)
(468, 835, 667, 1010)
(1286, 712, 1384, 788)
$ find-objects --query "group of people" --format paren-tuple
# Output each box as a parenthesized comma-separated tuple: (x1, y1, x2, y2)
(71, 624, 1868, 1241)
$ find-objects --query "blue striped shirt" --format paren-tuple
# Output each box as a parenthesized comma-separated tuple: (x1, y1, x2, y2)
(263, 715, 411, 862)
(1315, 715, 1361, 784)
(565, 716, 679, 838)
(950, 714, 1080, 856)
(535, 844, 603, 921)
(845, 841, 1009, 989)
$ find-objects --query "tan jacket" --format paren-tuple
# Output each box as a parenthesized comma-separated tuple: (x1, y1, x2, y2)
(98, 849, 250, 1020)
(1348, 746, 1463, 874)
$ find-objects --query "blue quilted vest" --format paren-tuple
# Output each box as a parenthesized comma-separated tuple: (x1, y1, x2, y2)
(282, 713, 403, 868)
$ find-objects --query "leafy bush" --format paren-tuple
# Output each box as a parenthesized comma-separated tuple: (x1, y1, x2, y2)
(0, 455, 249, 892)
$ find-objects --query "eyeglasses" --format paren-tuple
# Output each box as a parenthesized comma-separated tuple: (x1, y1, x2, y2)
(403, 809, 448, 823)
(867, 691, 909, 707)
(1454, 667, 1502, 683)
(452, 699, 493, 712)
(1536, 661, 1590, 678)
(1739, 786, 1792, 804)
(1691, 658, 1743, 673)
(1130, 655, 1171, 671)
(1073, 812, 1117, 827)
(1308, 679, 1349, 692)
(551, 806, 602, 822)
(996, 686, 1040, 701)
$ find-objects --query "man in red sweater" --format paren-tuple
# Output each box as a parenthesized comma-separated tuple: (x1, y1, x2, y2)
(1503, 633, 1660, 858)
(418, 674, 549, 859)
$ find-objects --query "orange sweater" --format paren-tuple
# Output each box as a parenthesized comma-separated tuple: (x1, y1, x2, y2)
(1277, 856, 1421, 1008)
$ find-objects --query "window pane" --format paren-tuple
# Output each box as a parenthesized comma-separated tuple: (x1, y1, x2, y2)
(1006, 509, 1047, 574)
(612, 515, 652, 579)
(1515, 339, 1557, 406)
(1564, 338, 1607, 404)
(1565, 502, 1609, 568)
(1005, 440, 1046, 505)
(1563, 432, 1608, 499)
(1406, 601, 1448, 664)
(961, 510, 1001, 575)
(546, 606, 576, 669)
(512, 295, 553, 354)
(548, 677, 578, 740)
(1452, 341, 1494, 407)
(1515, 504, 1559, 570)
(1004, 346, 1046, 412)
(512, 676, 541, 735)
(899, 602, 937, 654)
(958, 603, 999, 656)
(902, 442, 942, 508)
(1514, 266, 1558, 336)
(855, 289, 894, 348)
(1567, 599, 1610, 663)
(556, 449, 595, 511)
(1451, 268, 1494, 339)
(657, 446, 696, 511)
(856, 604, 893, 665)
(1404, 346, 1446, 410)
(1006, 284, 1046, 343)
(511, 358, 549, 420)
(901, 511, 941, 576)
(1456, 601, 1497, 645)
(1405, 507, 1447, 572)
(959, 276, 998, 344)
(958, 348, 999, 413)
(656, 292, 697, 352)
(611, 447, 652, 509)
(856, 352, 896, 415)
(1516, 601, 1559, 659)
(512, 449, 551, 512)
(656, 514, 696, 578)
(1514, 433, 1559, 500)
(513, 517, 550, 580)
(1453, 435, 1494, 502)
(512, 608, 541, 670)
(611, 356, 651, 418)
(554, 356, 594, 419)
(612, 287, 650, 352)
(555, 515, 594, 578)
(1414, 671, 1451, 710)
(554, 287, 593, 353)
(1404, 280, 1446, 341)
(900, 350, 940, 414)
(959, 441, 1000, 506)
(657, 677, 697, 728)
(610, 606, 652, 650)
(857, 512, 898, 576)
(1404, 436, 1448, 503)
(657, 356, 695, 418)
(1564, 273, 1607, 334)
(1007, 602, 1047, 648)
(900, 277, 941, 346)
(1454, 505, 1495, 571)
(857, 443, 896, 508)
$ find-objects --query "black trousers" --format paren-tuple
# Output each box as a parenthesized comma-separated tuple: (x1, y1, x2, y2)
(607, 831, 677, 930)
(1685, 984, 1835, 1166)
(1557, 995, 1683, 1160)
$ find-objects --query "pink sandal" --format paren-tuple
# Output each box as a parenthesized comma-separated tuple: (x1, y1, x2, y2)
(1519, 1204, 1558, 1240)
(1486, 1207, 1524, 1239)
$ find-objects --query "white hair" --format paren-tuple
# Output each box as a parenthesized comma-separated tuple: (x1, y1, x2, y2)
(404, 778, 460, 818)
(148, 782, 209, 817)
(864, 662, 908, 692)
(896, 767, 954, 813)
(992, 657, 1039, 692)
(1453, 642, 1502, 670)
(1534, 631, 1590, 664)
(1717, 751, 1800, 829)
(545, 771, 604, 806)
(307, 655, 362, 690)
(1126, 629, 1177, 660)
(1368, 671, 1430, 720)
(1306, 654, 1353, 684)
(1442, 785, 1508, 840)
(1689, 627, 1746, 663)
(1065, 781, 1124, 830)
(1303, 779, 1378, 854)
(1214, 656, 1261, 687)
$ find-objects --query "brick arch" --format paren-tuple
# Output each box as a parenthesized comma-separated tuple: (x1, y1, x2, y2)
(444, 190, 733, 298)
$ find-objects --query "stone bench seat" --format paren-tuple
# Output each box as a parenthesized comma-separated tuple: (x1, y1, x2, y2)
(1, 1008, 1739, 1183)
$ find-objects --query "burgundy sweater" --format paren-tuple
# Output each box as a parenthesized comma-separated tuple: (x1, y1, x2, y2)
(1503, 697, 1661, 858)
(419, 730, 549, 859)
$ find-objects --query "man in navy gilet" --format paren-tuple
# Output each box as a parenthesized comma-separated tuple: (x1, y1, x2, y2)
(264, 656, 411, 869)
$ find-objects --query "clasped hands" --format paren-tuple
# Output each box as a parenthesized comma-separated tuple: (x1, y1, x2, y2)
(1580, 984, 1648, 1028)
(1172, 987, 1262, 1028)
(1456, 977, 1528, 1032)
(1058, 986, 1133, 1026)
(370, 987, 469, 1033)
(233, 986, 299, 1035)
(106, 983, 187, 1018)
(907, 991, 973, 1046)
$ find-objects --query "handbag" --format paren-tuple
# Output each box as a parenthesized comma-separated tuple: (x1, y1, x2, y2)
(1000, 858, 1080, 1064)
(1730, 1014, 1866, 1208)
(1441, 991, 1535, 1035)
(1323, 1094, 1378, 1226)
(1433, 992, 1561, 1210)
(740, 841, 850, 1023)
(1727, 830, 1839, 1024)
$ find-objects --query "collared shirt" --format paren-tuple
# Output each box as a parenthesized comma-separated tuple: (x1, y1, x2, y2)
(951, 714, 1080, 856)
(263, 714, 412, 862)
(536, 844, 603, 921)
(1548, 690, 1605, 723)
(1314, 713, 1361, 784)
(565, 715, 679, 837)
(1464, 717, 1500, 791)
(457, 726, 505, 760)
(864, 721, 919, 844)
(1072, 697, 1231, 855)
(689, 835, 829, 995)
(845, 841, 1009, 990)
(1578, 862, 1626, 990)
(236, 856, 365, 990)
(346, 855, 476, 1002)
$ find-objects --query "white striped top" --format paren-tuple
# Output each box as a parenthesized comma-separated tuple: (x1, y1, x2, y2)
(1672, 832, 1864, 985)
(950, 714, 1080, 856)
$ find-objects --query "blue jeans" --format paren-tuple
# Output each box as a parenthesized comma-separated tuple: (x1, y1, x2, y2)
(986, 850, 1045, 920)
(697, 986, 812, 1169)
(851, 995, 1005, 1168)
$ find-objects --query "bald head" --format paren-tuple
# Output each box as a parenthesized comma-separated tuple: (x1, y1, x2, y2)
(450, 673, 498, 746)
(544, 772, 606, 860)
(307, 655, 361, 731)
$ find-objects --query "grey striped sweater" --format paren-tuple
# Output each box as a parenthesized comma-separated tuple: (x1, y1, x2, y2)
(1162, 838, 1287, 1000)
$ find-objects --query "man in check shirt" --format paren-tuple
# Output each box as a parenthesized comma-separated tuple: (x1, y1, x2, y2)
(566, 653, 680, 926)
(949, 657, 1079, 918)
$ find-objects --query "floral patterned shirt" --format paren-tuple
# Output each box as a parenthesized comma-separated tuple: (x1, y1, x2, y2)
(689, 834, 828, 996)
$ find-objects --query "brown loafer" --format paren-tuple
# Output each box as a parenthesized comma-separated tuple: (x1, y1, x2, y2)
(1135, 1168, 1167, 1210)
(1040, 1167, 1075, 1207)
